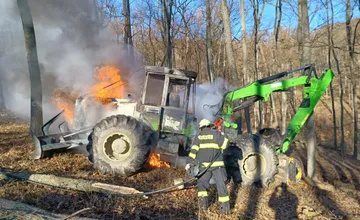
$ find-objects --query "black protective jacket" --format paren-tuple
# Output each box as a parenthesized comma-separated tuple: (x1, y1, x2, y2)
(188, 127, 229, 168)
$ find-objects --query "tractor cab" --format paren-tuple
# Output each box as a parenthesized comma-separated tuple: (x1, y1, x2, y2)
(139, 66, 197, 154)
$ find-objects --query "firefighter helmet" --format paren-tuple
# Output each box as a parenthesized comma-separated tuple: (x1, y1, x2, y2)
(199, 119, 212, 128)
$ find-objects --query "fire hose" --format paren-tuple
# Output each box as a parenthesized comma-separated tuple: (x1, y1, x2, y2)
(98, 151, 221, 197)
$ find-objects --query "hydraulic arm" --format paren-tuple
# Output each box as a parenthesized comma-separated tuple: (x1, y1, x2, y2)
(219, 64, 334, 154)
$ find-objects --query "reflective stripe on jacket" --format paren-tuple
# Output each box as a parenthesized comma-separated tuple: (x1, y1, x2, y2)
(189, 126, 229, 167)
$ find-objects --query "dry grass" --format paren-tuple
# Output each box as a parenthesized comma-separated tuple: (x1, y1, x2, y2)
(1, 111, 360, 219)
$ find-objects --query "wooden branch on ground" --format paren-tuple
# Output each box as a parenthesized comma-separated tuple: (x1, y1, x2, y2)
(62, 208, 92, 220)
(0, 198, 94, 220)
(0, 171, 146, 198)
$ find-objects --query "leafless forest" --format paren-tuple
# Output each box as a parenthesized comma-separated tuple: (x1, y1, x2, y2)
(0, 0, 360, 219)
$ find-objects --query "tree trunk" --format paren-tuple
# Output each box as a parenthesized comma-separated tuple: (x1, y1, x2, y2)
(17, 0, 43, 135)
(331, 40, 345, 152)
(270, 93, 278, 127)
(352, 80, 358, 159)
(163, 0, 172, 68)
(297, 0, 310, 65)
(184, 30, 189, 70)
(306, 113, 317, 179)
(146, 1, 156, 65)
(298, 0, 316, 179)
(206, 0, 214, 83)
(240, 0, 252, 133)
(270, 0, 281, 128)
(0, 198, 94, 220)
(220, 0, 239, 85)
(345, 0, 359, 159)
(280, 92, 288, 134)
(325, 0, 337, 149)
(251, 0, 262, 131)
(328, 0, 345, 153)
(123, 0, 133, 58)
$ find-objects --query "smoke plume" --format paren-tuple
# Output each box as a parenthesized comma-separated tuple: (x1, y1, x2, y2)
(189, 78, 229, 123)
(0, 0, 145, 131)
(0, 0, 232, 134)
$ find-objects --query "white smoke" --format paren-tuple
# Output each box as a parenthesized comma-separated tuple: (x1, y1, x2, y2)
(0, 0, 233, 135)
(190, 78, 229, 123)
(0, 0, 145, 132)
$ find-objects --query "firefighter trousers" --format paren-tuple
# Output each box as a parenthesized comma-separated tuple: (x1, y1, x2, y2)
(197, 167, 229, 204)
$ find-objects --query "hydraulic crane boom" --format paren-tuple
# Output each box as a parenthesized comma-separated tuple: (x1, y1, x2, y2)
(218, 64, 334, 154)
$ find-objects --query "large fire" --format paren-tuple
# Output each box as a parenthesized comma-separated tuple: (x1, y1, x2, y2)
(52, 88, 79, 123)
(52, 65, 125, 123)
(146, 152, 171, 168)
(52, 65, 169, 169)
(91, 65, 125, 104)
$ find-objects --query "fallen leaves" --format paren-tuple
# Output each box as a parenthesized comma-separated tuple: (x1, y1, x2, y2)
(1, 121, 360, 219)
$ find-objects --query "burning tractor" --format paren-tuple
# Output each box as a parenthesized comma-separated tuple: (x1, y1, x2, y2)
(33, 66, 198, 176)
(31, 64, 334, 187)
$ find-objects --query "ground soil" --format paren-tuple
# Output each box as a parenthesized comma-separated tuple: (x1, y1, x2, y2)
(0, 110, 360, 220)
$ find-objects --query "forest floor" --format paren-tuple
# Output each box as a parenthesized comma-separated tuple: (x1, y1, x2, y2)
(0, 109, 360, 220)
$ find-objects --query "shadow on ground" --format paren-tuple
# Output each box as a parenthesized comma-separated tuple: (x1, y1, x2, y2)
(268, 183, 298, 220)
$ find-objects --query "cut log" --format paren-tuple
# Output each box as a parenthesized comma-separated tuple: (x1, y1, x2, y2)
(0, 198, 94, 220)
(0, 171, 146, 197)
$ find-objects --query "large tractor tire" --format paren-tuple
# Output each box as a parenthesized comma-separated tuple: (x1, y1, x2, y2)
(234, 134, 279, 187)
(87, 115, 155, 176)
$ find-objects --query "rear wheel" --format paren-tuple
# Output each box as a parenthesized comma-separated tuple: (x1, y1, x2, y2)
(87, 115, 155, 176)
(234, 134, 279, 187)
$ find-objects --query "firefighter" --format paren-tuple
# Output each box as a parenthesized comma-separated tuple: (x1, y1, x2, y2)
(185, 118, 230, 214)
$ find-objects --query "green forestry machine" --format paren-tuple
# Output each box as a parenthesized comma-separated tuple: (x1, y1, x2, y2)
(31, 64, 334, 187)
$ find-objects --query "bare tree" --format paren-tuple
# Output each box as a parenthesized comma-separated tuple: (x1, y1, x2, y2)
(240, 0, 252, 133)
(270, 0, 287, 128)
(280, 84, 288, 134)
(322, 0, 337, 149)
(220, 0, 239, 85)
(327, 0, 345, 153)
(250, 0, 267, 131)
(272, 0, 282, 128)
(176, 0, 193, 70)
(206, 0, 214, 83)
(123, 0, 133, 58)
(163, 0, 173, 68)
(17, 0, 43, 135)
(298, 0, 316, 180)
(345, 0, 359, 159)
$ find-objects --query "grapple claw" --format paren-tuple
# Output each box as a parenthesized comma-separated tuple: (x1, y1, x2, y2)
(41, 110, 64, 136)
(29, 130, 43, 160)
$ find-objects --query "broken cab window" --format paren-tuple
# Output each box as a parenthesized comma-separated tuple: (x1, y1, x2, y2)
(166, 78, 187, 109)
(144, 74, 165, 106)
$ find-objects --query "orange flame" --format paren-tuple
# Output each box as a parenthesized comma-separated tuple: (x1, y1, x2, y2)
(146, 152, 171, 168)
(52, 65, 126, 123)
(91, 65, 125, 104)
(52, 88, 79, 123)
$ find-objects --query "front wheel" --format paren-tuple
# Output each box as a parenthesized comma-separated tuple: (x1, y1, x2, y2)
(87, 115, 154, 176)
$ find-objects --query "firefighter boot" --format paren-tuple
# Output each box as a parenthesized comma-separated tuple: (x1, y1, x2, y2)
(198, 197, 209, 210)
(220, 202, 230, 214)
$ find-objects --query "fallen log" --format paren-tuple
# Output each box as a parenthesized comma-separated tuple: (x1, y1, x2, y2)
(0, 171, 146, 197)
(0, 198, 94, 220)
